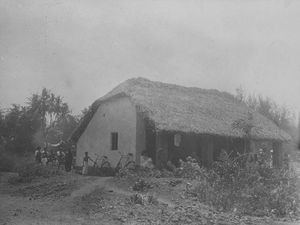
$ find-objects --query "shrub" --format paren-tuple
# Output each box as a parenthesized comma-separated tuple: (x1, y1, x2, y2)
(130, 193, 158, 205)
(174, 156, 209, 180)
(132, 179, 153, 192)
(0, 151, 15, 172)
(9, 163, 62, 184)
(0, 147, 35, 173)
(18, 163, 61, 178)
(186, 153, 300, 217)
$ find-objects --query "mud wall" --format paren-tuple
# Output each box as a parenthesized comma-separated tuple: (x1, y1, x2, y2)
(76, 97, 137, 167)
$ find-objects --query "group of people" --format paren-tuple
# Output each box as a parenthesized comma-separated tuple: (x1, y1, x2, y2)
(34, 146, 47, 166)
(34, 145, 74, 172)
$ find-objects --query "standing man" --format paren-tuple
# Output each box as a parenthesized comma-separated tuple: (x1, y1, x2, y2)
(35, 146, 41, 164)
(64, 148, 73, 172)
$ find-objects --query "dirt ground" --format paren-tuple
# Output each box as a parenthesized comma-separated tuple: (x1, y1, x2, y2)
(0, 168, 299, 225)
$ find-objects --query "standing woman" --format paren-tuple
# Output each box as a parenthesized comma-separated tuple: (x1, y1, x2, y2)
(82, 152, 89, 175)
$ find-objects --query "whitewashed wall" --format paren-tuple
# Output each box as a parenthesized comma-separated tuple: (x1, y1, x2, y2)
(76, 97, 137, 167)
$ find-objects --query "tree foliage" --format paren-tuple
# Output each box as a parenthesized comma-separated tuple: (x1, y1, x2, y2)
(0, 88, 79, 156)
(27, 88, 72, 144)
(0, 104, 41, 154)
(235, 88, 297, 140)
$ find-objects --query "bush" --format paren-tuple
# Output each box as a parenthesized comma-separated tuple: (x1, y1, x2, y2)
(130, 193, 158, 205)
(8, 163, 62, 184)
(0, 151, 15, 172)
(174, 156, 207, 179)
(132, 179, 153, 192)
(18, 163, 61, 178)
(0, 146, 35, 173)
(185, 153, 300, 217)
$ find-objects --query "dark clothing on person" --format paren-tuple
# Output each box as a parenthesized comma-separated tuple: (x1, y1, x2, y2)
(65, 150, 73, 172)
(35, 151, 41, 164)
(83, 155, 88, 162)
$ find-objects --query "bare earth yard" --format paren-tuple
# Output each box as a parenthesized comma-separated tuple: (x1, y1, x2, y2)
(0, 167, 299, 225)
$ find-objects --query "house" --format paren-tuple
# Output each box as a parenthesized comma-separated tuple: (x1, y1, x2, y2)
(298, 112, 300, 150)
(70, 78, 291, 168)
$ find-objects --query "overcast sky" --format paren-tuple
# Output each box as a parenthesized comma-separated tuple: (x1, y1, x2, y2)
(1, 0, 300, 117)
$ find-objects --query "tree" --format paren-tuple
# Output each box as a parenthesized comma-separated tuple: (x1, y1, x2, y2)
(78, 107, 90, 121)
(0, 104, 40, 154)
(53, 114, 79, 142)
(27, 88, 71, 145)
(234, 88, 296, 140)
(0, 89, 79, 155)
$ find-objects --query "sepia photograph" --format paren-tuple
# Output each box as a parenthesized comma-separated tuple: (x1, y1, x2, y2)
(0, 0, 300, 224)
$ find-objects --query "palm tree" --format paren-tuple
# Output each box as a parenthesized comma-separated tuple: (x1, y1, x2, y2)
(27, 88, 70, 146)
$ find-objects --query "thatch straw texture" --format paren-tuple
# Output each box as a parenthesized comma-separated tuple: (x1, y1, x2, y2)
(71, 78, 291, 142)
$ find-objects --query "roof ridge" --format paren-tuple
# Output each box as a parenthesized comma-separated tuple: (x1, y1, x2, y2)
(120, 77, 237, 102)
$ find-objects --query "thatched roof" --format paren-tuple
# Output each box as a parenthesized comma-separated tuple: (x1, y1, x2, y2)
(71, 78, 291, 142)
